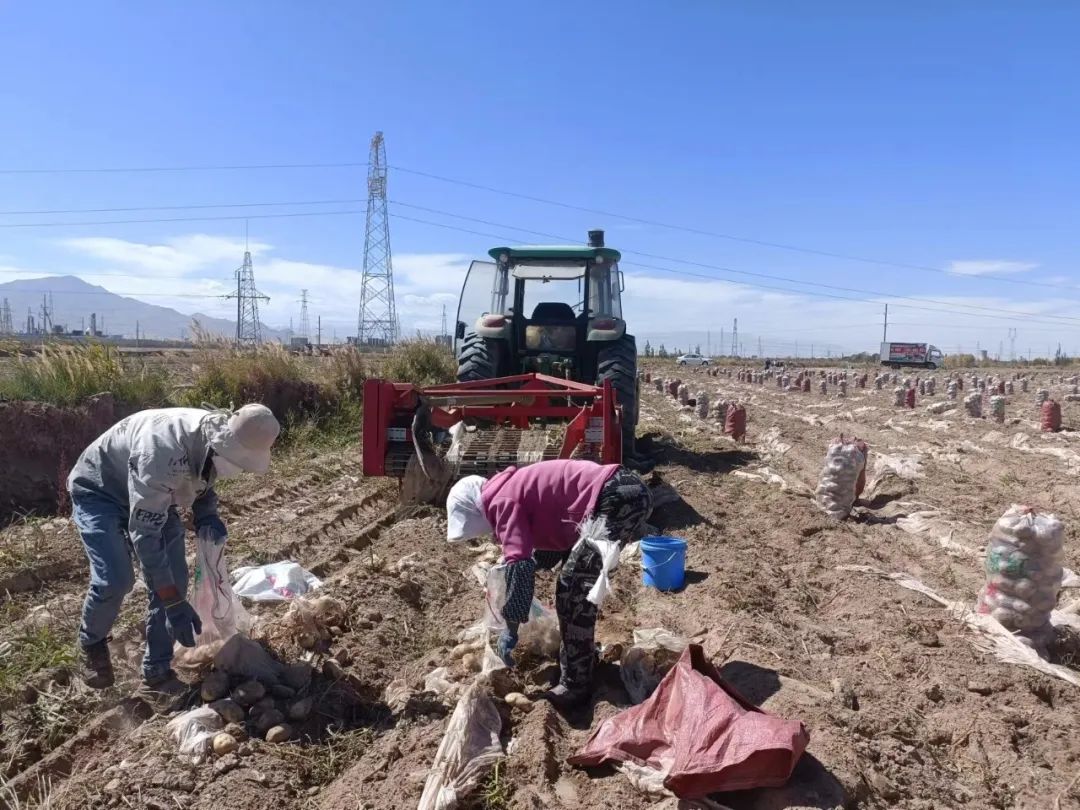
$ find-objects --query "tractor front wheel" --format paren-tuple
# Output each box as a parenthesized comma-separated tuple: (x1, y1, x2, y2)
(596, 335, 640, 463)
(456, 334, 505, 382)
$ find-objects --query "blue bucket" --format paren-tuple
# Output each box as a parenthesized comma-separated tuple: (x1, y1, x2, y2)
(641, 535, 687, 591)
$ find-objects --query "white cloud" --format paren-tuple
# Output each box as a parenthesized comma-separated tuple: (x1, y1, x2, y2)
(946, 260, 1038, 276)
(59, 235, 273, 277)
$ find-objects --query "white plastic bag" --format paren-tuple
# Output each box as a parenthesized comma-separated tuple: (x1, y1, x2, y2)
(231, 561, 322, 601)
(193, 536, 251, 645)
(166, 706, 223, 762)
(480, 563, 509, 632)
(417, 682, 504, 810)
(577, 515, 621, 608)
(469, 561, 560, 658)
(620, 628, 688, 704)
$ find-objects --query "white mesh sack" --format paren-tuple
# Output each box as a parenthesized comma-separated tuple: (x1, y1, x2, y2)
(976, 506, 1064, 651)
(893, 387, 905, 407)
(814, 437, 867, 521)
(695, 391, 709, 419)
(964, 392, 982, 417)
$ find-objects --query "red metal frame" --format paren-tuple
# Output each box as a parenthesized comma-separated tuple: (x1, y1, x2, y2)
(362, 373, 623, 477)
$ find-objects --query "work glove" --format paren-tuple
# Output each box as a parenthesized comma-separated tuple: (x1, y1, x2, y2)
(196, 516, 228, 547)
(496, 622, 519, 668)
(164, 600, 203, 648)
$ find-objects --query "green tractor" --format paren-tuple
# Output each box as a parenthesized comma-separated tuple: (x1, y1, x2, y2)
(454, 229, 644, 466)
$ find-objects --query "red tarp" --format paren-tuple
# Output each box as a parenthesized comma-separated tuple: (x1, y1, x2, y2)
(569, 645, 809, 798)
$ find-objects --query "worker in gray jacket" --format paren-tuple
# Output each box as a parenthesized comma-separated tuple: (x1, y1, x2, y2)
(68, 404, 280, 697)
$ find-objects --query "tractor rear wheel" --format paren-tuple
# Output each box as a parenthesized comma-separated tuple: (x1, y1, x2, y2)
(456, 333, 505, 382)
(596, 335, 641, 463)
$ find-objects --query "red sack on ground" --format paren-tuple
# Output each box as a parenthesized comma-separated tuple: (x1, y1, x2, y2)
(724, 404, 747, 442)
(1042, 400, 1062, 432)
(569, 645, 809, 798)
(904, 387, 916, 409)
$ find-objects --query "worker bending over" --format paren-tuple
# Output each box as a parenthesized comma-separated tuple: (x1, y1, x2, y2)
(446, 459, 652, 709)
(69, 404, 280, 699)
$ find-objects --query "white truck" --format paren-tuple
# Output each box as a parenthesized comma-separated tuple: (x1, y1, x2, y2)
(880, 341, 944, 370)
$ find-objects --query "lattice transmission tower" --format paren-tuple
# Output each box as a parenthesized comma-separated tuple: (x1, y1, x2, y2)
(357, 131, 399, 345)
(0, 298, 13, 334)
(226, 249, 269, 346)
(299, 289, 310, 340)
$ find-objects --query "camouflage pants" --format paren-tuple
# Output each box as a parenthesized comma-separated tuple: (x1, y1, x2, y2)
(554, 468, 652, 692)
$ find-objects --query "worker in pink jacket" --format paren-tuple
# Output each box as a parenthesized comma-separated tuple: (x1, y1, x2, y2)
(446, 459, 652, 709)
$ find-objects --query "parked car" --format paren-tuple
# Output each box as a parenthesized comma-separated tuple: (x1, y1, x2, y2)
(677, 353, 709, 366)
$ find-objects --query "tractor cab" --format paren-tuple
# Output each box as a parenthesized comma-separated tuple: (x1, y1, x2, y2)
(454, 230, 641, 463)
(454, 230, 626, 379)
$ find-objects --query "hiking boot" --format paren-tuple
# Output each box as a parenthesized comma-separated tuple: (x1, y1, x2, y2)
(139, 670, 190, 713)
(541, 684, 590, 712)
(80, 638, 114, 689)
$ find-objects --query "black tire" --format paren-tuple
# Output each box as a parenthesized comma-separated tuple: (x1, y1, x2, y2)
(597, 334, 639, 458)
(456, 333, 505, 382)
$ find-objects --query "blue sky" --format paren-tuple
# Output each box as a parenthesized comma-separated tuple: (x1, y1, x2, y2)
(1, 2, 1079, 355)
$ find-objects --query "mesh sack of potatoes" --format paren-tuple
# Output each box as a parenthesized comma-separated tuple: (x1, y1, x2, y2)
(976, 505, 1063, 651)
(814, 436, 868, 521)
(964, 392, 982, 417)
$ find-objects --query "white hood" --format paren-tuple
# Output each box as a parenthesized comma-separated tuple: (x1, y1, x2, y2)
(445, 475, 492, 542)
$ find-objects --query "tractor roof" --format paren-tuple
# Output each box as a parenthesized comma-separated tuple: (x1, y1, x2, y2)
(488, 244, 622, 262)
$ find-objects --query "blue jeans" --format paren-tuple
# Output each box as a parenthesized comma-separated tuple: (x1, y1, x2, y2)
(73, 491, 188, 681)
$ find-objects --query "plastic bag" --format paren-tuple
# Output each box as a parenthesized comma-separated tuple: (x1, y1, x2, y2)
(621, 628, 688, 704)
(470, 562, 560, 657)
(193, 536, 251, 646)
(166, 706, 223, 761)
(231, 561, 322, 601)
(417, 683, 504, 810)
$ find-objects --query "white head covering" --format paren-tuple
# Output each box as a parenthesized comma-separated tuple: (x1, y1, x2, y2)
(446, 475, 492, 542)
(207, 404, 281, 474)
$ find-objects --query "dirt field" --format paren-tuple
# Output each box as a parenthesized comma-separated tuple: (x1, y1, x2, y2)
(3, 362, 1080, 809)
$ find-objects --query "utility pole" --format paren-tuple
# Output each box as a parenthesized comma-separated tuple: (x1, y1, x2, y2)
(731, 318, 738, 357)
(0, 298, 12, 334)
(136, 321, 140, 346)
(1008, 328, 1017, 362)
(317, 316, 322, 349)
(795, 341, 799, 358)
(720, 328, 724, 357)
(357, 131, 399, 345)
(758, 336, 762, 357)
(882, 304, 888, 342)
(441, 304, 448, 339)
(811, 343, 814, 359)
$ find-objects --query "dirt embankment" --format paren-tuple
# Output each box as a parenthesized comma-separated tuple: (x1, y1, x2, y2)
(0, 393, 127, 525)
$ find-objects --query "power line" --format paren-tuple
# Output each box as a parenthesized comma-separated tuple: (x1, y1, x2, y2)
(0, 209, 365, 229)
(383, 204, 1080, 327)
(0, 198, 366, 216)
(0, 157, 1072, 294)
(0, 161, 367, 175)
(388, 165, 1076, 294)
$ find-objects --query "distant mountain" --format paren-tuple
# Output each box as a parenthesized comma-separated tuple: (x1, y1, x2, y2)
(0, 276, 288, 341)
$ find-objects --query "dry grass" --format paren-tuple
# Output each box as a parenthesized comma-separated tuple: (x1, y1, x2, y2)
(0, 344, 168, 408)
(380, 340, 456, 388)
